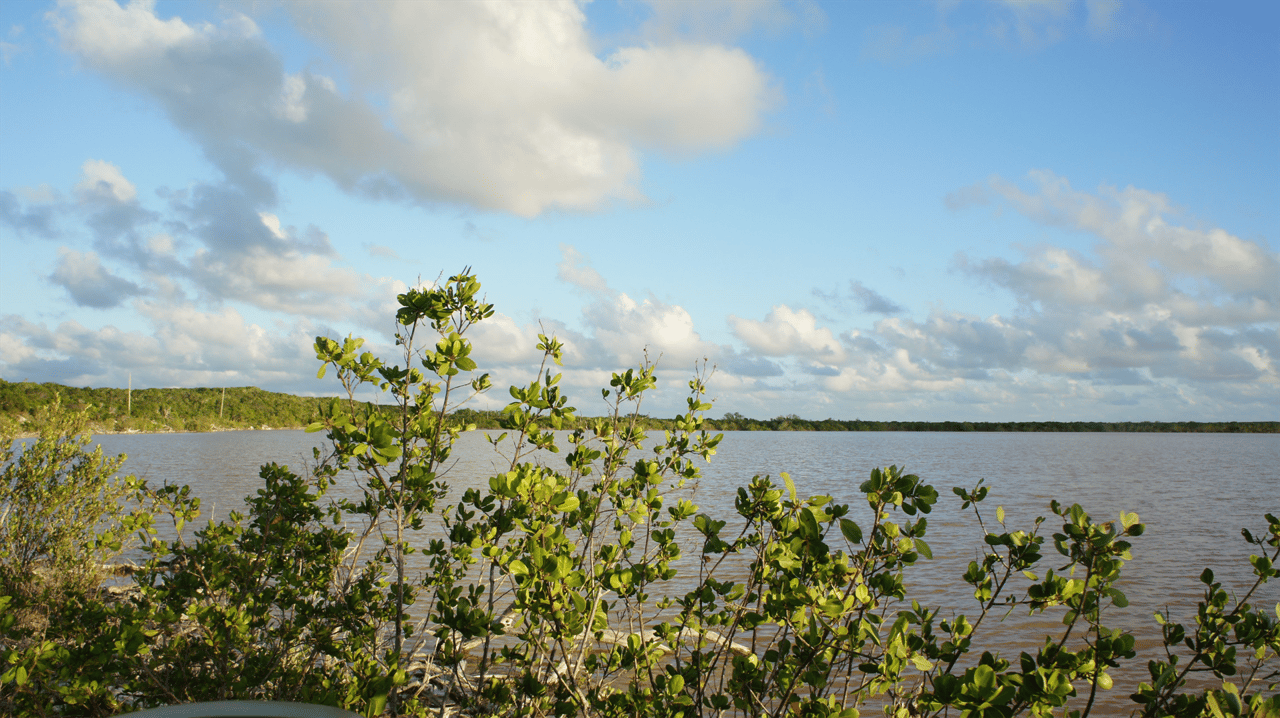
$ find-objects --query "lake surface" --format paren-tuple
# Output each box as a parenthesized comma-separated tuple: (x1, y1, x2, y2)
(79, 429, 1280, 709)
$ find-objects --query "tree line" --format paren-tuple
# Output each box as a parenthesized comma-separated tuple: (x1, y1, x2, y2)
(705, 412, 1279, 433)
(2, 379, 1274, 436)
(0, 380, 333, 434)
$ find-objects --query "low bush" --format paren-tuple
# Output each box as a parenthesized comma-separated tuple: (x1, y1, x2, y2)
(1, 271, 1276, 717)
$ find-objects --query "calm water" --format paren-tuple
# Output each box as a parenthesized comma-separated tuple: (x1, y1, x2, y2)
(79, 429, 1280, 708)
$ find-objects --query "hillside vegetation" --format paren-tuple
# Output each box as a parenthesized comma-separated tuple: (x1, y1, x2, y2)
(0, 380, 335, 434)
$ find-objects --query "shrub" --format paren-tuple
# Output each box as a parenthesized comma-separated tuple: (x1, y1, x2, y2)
(1, 270, 1277, 717)
(0, 399, 152, 716)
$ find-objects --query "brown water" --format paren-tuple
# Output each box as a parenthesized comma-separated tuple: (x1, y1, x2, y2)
(88, 429, 1279, 713)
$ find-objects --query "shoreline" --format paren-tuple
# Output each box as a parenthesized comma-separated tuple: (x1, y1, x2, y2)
(5, 423, 310, 440)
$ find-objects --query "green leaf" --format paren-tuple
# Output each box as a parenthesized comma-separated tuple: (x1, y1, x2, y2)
(1108, 588, 1129, 608)
(783, 472, 797, 505)
(915, 538, 933, 560)
(840, 518, 863, 544)
(1206, 691, 1226, 718)
(996, 505, 1005, 523)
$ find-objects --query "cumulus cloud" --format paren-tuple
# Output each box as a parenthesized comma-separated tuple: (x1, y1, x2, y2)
(0, 190, 60, 239)
(4, 152, 407, 392)
(48, 248, 145, 308)
(51, 0, 776, 217)
(9, 0, 783, 406)
(75, 159, 137, 203)
(557, 244, 611, 295)
(553, 244, 717, 369)
(583, 292, 710, 367)
(0, 309, 324, 392)
(717, 172, 1277, 419)
(715, 347, 785, 378)
(929, 172, 1276, 391)
(730, 305, 845, 364)
(985, 171, 1279, 301)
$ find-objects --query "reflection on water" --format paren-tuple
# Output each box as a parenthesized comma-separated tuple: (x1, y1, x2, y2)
(88, 428, 1278, 710)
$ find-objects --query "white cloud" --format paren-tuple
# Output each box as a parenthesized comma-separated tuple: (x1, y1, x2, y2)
(468, 313, 565, 368)
(940, 172, 1278, 389)
(549, 245, 717, 368)
(583, 291, 711, 368)
(556, 244, 610, 295)
(75, 159, 137, 203)
(16, 156, 402, 327)
(714, 173, 1277, 418)
(730, 305, 845, 364)
(0, 309, 323, 392)
(51, 0, 200, 64)
(988, 171, 1280, 299)
(51, 0, 776, 217)
(48, 248, 144, 308)
(186, 245, 366, 319)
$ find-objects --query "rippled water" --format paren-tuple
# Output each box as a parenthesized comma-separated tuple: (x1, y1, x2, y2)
(84, 428, 1280, 710)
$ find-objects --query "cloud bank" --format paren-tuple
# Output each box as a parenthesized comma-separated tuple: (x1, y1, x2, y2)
(51, 0, 775, 217)
(720, 172, 1277, 418)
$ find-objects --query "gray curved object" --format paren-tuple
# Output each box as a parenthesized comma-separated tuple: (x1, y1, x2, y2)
(123, 701, 363, 718)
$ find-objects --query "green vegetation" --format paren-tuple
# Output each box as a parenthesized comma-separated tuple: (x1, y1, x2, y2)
(4, 380, 1274, 437)
(1, 271, 1277, 717)
(706, 414, 1279, 433)
(0, 381, 340, 435)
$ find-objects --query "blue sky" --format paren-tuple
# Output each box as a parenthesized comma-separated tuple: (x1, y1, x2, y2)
(1, 0, 1277, 421)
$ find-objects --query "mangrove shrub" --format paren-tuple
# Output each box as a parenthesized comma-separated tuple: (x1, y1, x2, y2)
(1, 270, 1277, 717)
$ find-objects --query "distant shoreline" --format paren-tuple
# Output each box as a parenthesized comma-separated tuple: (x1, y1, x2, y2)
(3, 379, 1276, 435)
(5, 423, 309, 440)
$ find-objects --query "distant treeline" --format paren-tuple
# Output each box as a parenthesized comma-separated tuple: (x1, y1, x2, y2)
(2, 380, 1275, 435)
(452, 409, 1279, 434)
(702, 412, 1278, 434)
(0, 380, 335, 434)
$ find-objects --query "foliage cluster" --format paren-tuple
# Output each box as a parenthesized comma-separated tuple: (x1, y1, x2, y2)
(1, 271, 1277, 717)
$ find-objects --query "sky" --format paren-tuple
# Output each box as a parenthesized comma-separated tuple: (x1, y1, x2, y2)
(0, 0, 1277, 422)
